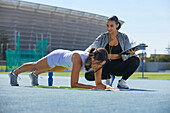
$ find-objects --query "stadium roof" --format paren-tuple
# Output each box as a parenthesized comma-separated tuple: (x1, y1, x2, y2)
(0, 0, 124, 24)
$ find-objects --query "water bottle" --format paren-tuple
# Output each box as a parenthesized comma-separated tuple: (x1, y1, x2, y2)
(48, 72, 53, 86)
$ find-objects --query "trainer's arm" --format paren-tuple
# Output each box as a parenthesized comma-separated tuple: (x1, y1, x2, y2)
(71, 53, 102, 89)
(85, 34, 103, 52)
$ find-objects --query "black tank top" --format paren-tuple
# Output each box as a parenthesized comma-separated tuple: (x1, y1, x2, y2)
(105, 43, 122, 54)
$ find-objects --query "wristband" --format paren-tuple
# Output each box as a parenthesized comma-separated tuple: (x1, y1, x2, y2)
(104, 85, 106, 89)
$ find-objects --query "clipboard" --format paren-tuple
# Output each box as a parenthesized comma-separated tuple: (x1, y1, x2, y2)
(119, 44, 148, 55)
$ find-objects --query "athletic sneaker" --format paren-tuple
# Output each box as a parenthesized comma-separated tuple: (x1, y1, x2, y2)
(9, 71, 19, 86)
(106, 78, 111, 85)
(106, 75, 115, 87)
(117, 79, 129, 89)
(29, 72, 39, 86)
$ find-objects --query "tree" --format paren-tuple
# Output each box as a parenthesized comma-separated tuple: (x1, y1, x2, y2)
(0, 29, 10, 60)
(143, 54, 170, 62)
(158, 55, 170, 62)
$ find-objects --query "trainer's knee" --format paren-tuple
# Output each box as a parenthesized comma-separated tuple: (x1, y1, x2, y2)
(129, 56, 140, 67)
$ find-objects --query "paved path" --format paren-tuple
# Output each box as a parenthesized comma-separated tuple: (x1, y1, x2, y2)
(0, 74, 170, 113)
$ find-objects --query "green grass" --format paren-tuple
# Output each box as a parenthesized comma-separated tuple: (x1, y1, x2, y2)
(1, 72, 170, 79)
(130, 72, 170, 79)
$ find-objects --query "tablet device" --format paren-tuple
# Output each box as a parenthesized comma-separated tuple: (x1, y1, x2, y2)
(119, 44, 148, 55)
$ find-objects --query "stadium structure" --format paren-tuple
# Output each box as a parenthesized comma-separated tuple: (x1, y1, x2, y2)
(0, 0, 124, 70)
(0, 0, 124, 52)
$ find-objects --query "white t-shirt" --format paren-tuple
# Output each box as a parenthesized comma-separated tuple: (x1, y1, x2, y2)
(47, 49, 88, 71)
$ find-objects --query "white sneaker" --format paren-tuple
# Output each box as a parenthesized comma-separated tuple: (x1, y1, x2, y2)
(117, 79, 129, 89)
(29, 72, 39, 86)
(9, 71, 19, 86)
(106, 78, 111, 85)
(105, 75, 115, 87)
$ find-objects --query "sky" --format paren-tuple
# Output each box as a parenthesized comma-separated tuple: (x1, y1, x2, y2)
(22, 0, 170, 56)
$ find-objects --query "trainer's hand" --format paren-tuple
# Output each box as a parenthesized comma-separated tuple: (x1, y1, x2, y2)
(127, 48, 138, 55)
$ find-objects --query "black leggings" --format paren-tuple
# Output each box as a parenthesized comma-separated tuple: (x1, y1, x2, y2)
(102, 56, 140, 80)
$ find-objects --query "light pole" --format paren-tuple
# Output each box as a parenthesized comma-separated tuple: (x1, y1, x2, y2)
(139, 43, 148, 79)
(142, 49, 145, 78)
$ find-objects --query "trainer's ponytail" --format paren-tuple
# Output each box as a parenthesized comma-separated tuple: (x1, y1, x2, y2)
(116, 21, 121, 30)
